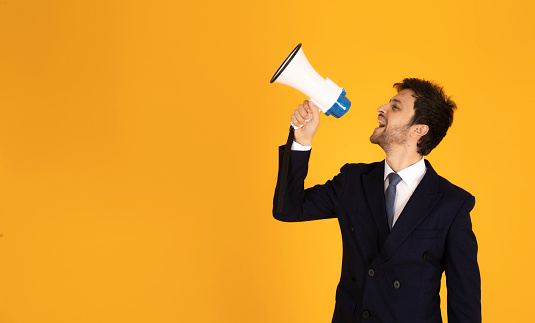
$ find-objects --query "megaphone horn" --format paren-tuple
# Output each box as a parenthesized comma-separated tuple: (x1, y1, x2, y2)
(270, 43, 351, 118)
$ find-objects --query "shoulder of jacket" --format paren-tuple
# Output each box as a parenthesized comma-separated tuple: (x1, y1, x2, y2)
(436, 174, 474, 201)
(341, 161, 381, 172)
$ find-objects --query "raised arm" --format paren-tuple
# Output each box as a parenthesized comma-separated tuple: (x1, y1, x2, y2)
(273, 100, 347, 222)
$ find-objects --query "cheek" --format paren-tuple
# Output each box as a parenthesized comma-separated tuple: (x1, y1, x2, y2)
(388, 118, 405, 129)
(404, 111, 415, 122)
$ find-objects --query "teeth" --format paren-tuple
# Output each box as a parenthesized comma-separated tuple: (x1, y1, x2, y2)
(378, 121, 385, 127)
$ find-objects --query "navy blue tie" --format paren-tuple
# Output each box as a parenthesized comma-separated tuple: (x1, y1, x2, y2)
(385, 173, 402, 230)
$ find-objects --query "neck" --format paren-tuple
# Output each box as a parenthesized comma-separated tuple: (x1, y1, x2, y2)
(384, 148, 423, 173)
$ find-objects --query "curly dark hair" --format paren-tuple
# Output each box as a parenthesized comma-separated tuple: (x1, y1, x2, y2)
(393, 78, 457, 156)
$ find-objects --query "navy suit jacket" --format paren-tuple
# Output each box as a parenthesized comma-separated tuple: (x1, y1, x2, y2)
(273, 148, 481, 323)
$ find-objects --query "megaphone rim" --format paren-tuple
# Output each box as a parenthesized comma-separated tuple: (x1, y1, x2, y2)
(270, 43, 302, 84)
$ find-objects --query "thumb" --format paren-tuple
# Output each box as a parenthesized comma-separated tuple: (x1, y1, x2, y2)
(308, 100, 321, 123)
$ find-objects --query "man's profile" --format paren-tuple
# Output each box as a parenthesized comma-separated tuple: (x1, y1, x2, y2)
(273, 78, 481, 322)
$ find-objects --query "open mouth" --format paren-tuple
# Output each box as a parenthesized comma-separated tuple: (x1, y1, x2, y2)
(377, 116, 386, 128)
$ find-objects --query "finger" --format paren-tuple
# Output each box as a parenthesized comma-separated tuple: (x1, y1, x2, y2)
(308, 101, 321, 119)
(290, 121, 303, 130)
(291, 114, 306, 128)
(303, 100, 313, 114)
(291, 114, 305, 128)
(294, 107, 307, 125)
(298, 102, 311, 121)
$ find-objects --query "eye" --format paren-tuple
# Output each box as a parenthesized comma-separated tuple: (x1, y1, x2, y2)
(392, 105, 399, 111)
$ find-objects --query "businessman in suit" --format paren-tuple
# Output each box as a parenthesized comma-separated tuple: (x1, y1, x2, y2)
(273, 78, 481, 322)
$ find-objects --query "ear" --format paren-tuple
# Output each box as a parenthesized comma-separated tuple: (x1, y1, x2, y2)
(411, 124, 429, 139)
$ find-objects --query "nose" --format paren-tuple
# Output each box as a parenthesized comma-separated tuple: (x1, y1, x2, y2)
(377, 104, 387, 114)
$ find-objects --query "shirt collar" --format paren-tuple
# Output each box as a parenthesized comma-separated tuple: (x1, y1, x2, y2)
(384, 157, 426, 187)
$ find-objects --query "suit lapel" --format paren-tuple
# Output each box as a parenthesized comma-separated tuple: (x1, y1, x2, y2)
(372, 160, 443, 265)
(362, 160, 390, 249)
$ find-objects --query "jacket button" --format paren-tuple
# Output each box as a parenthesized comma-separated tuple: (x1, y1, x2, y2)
(362, 310, 370, 319)
(394, 280, 401, 289)
(350, 226, 355, 232)
(423, 252, 429, 261)
(368, 269, 375, 277)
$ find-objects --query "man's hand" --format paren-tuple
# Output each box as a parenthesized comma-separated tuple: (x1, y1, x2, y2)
(291, 100, 321, 146)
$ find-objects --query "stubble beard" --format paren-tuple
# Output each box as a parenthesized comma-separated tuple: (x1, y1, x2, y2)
(370, 124, 410, 153)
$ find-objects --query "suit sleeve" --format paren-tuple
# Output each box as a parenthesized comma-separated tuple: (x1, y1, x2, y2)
(445, 195, 481, 322)
(272, 146, 347, 222)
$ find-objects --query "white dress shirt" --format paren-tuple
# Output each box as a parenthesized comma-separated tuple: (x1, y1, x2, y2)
(291, 141, 427, 228)
(384, 158, 426, 227)
(291, 141, 312, 151)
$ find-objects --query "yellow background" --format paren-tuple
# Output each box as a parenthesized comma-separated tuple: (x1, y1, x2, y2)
(0, 0, 533, 322)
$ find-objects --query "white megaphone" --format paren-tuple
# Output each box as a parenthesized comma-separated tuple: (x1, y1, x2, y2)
(270, 43, 351, 119)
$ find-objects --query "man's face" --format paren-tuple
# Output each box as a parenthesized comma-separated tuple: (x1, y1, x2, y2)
(370, 89, 417, 152)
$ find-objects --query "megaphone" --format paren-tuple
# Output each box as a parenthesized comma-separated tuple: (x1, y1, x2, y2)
(270, 43, 351, 119)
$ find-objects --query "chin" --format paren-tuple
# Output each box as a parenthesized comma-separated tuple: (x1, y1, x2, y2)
(369, 133, 381, 145)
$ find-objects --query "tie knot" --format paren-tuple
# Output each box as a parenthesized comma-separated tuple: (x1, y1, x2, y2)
(388, 173, 402, 187)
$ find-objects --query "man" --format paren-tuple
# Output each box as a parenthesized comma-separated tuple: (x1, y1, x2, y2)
(273, 78, 481, 322)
